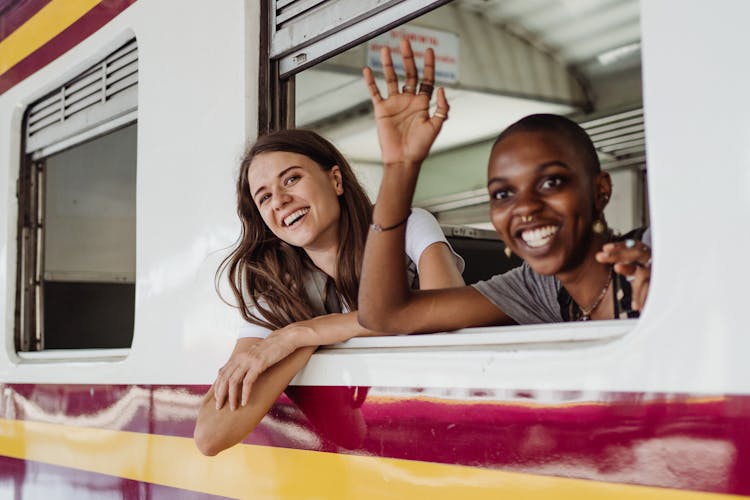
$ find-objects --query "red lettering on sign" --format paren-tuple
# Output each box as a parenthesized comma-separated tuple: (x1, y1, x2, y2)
(387, 29, 441, 47)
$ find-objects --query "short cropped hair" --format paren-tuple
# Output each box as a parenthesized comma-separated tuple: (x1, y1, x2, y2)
(493, 114, 601, 175)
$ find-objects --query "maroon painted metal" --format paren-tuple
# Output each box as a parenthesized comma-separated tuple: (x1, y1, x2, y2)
(2, 383, 749, 496)
(0, 0, 53, 43)
(0, 0, 138, 95)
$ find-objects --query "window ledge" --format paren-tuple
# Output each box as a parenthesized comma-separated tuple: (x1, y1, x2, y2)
(16, 348, 130, 363)
(321, 319, 636, 351)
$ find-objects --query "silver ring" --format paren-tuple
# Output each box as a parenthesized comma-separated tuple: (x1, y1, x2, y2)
(624, 239, 636, 248)
(402, 85, 415, 93)
(634, 257, 652, 269)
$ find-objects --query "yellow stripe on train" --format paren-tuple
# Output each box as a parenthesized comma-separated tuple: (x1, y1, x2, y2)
(0, 0, 102, 75)
(0, 418, 744, 499)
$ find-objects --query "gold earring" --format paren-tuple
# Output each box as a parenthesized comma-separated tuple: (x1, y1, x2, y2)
(504, 246, 512, 258)
(592, 217, 606, 234)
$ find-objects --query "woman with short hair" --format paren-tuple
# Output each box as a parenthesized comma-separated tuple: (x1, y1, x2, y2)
(358, 39, 652, 334)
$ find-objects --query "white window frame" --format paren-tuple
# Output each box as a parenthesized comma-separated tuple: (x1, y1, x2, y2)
(15, 39, 138, 359)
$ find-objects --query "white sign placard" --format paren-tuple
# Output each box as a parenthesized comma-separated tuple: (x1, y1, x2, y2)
(367, 25, 459, 84)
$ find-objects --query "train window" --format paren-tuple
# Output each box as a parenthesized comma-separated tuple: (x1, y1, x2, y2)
(268, 1, 647, 331)
(15, 40, 138, 354)
(288, 1, 646, 229)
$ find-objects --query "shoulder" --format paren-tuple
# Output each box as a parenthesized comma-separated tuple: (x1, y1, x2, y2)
(406, 207, 442, 233)
(472, 263, 562, 324)
(404, 207, 445, 257)
(474, 262, 557, 293)
(405, 208, 465, 273)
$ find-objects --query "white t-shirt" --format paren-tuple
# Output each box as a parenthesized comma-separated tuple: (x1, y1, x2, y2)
(237, 207, 463, 339)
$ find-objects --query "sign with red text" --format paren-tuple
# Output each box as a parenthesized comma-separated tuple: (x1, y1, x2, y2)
(367, 25, 459, 84)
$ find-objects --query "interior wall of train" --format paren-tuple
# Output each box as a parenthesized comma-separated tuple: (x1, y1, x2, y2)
(294, 0, 647, 234)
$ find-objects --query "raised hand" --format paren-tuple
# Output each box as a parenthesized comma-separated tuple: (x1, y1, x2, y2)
(363, 38, 449, 167)
(596, 238, 652, 312)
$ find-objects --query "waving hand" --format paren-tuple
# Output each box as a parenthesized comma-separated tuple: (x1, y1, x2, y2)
(363, 38, 449, 167)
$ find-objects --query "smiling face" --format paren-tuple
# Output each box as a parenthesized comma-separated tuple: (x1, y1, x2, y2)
(487, 130, 610, 276)
(248, 151, 344, 252)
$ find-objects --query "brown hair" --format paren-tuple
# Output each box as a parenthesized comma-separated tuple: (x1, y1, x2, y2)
(218, 129, 373, 330)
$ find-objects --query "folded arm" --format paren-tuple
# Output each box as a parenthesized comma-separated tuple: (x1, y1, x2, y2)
(195, 202, 467, 456)
(194, 337, 315, 456)
(211, 240, 463, 403)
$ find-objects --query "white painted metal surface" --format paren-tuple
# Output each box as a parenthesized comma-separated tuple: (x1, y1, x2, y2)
(0, 0, 252, 382)
(0, 0, 749, 401)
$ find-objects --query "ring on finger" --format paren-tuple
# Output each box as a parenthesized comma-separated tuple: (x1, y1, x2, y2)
(624, 239, 636, 249)
(434, 111, 448, 120)
(418, 83, 434, 97)
(402, 84, 415, 93)
(634, 257, 652, 269)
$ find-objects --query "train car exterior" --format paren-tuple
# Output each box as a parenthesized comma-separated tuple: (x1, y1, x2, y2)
(1, 0, 750, 498)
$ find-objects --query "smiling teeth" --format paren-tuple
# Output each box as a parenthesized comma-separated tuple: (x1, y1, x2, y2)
(521, 225, 558, 248)
(283, 208, 309, 226)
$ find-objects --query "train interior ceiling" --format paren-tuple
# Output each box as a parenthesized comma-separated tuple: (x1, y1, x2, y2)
(295, 0, 646, 234)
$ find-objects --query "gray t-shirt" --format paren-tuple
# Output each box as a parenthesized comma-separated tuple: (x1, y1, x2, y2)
(472, 262, 563, 324)
(472, 228, 652, 324)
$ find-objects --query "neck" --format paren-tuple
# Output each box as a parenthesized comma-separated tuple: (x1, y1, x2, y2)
(304, 238, 339, 279)
(557, 231, 613, 319)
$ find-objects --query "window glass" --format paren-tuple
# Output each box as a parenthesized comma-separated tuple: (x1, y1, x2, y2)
(40, 124, 137, 349)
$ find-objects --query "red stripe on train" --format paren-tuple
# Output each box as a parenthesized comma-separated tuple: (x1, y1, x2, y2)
(0, 0, 137, 95)
(3, 383, 750, 495)
(0, 0, 53, 44)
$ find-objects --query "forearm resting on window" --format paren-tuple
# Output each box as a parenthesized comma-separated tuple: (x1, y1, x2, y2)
(193, 344, 315, 456)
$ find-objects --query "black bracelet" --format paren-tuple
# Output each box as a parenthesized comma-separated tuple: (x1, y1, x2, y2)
(369, 209, 412, 232)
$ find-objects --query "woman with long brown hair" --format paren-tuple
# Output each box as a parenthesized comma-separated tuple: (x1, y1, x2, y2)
(194, 129, 464, 455)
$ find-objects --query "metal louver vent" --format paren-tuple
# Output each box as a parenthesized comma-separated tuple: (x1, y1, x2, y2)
(25, 39, 138, 154)
(271, 0, 449, 76)
(580, 108, 646, 171)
